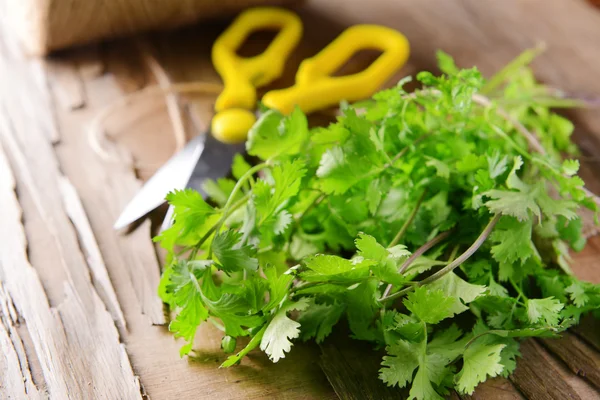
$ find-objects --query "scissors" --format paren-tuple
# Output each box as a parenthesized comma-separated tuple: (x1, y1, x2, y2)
(114, 7, 410, 231)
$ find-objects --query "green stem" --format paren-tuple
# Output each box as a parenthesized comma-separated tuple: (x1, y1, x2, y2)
(510, 277, 528, 300)
(381, 230, 452, 300)
(380, 214, 501, 303)
(187, 195, 250, 261)
(215, 162, 269, 236)
(388, 190, 427, 248)
(207, 162, 269, 259)
(399, 230, 452, 274)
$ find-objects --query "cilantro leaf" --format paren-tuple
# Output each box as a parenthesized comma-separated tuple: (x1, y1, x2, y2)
(404, 287, 456, 324)
(260, 298, 310, 362)
(298, 299, 344, 343)
(562, 159, 579, 176)
(161, 260, 212, 356)
(246, 108, 309, 160)
(427, 272, 486, 315)
(367, 179, 383, 215)
(231, 154, 251, 180)
(526, 297, 564, 325)
(211, 230, 258, 273)
(156, 189, 217, 252)
(565, 281, 589, 307)
(346, 278, 381, 341)
(455, 341, 505, 394)
(484, 190, 540, 221)
(379, 338, 420, 387)
(490, 216, 538, 266)
(301, 254, 374, 282)
(202, 178, 236, 207)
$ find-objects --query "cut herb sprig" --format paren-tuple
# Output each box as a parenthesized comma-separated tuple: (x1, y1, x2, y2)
(156, 48, 600, 398)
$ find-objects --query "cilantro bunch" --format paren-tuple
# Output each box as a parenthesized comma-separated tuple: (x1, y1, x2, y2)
(156, 49, 600, 399)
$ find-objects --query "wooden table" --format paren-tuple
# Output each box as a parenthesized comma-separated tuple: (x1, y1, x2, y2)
(1, 1, 600, 399)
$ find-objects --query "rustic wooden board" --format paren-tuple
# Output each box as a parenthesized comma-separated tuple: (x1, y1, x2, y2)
(1, 1, 600, 399)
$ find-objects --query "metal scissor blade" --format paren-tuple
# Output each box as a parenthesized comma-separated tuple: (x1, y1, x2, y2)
(113, 135, 206, 230)
(159, 133, 246, 232)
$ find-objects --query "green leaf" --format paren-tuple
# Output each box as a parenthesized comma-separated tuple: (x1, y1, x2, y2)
(456, 154, 485, 173)
(298, 299, 344, 343)
(301, 254, 374, 282)
(202, 293, 264, 337)
(487, 151, 509, 179)
(409, 365, 444, 400)
(526, 297, 564, 325)
(211, 230, 258, 273)
(346, 278, 381, 341)
(161, 260, 212, 356)
(202, 178, 236, 207)
(254, 159, 306, 237)
(367, 179, 383, 215)
(565, 281, 589, 307)
(355, 232, 389, 261)
(155, 189, 217, 252)
(490, 216, 537, 265)
(260, 298, 310, 362)
(427, 272, 486, 315)
(425, 156, 450, 179)
(484, 189, 540, 221)
(263, 266, 295, 312)
(232, 154, 251, 180)
(562, 159, 579, 176)
(437, 50, 459, 75)
(246, 108, 309, 160)
(427, 325, 469, 363)
(404, 287, 456, 324)
(456, 341, 505, 394)
(379, 338, 420, 387)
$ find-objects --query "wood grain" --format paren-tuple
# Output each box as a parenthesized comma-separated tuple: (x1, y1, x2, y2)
(540, 333, 600, 390)
(0, 141, 141, 399)
(1, 1, 600, 399)
(510, 340, 599, 400)
(0, 27, 143, 398)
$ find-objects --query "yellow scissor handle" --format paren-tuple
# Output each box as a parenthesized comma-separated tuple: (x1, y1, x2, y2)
(211, 7, 302, 143)
(262, 25, 410, 115)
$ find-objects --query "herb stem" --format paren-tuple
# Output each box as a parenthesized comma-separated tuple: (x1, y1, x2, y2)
(187, 194, 250, 261)
(509, 277, 528, 300)
(418, 214, 501, 286)
(215, 162, 269, 235)
(381, 229, 452, 300)
(399, 230, 452, 274)
(206, 162, 269, 259)
(473, 93, 546, 154)
(380, 214, 501, 303)
(388, 190, 427, 248)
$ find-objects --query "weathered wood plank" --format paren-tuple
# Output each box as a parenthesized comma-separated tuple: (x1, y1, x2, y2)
(0, 283, 43, 400)
(58, 176, 127, 331)
(0, 26, 142, 399)
(319, 332, 407, 400)
(0, 140, 141, 399)
(573, 314, 600, 352)
(45, 59, 86, 111)
(510, 340, 599, 400)
(539, 333, 600, 390)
